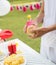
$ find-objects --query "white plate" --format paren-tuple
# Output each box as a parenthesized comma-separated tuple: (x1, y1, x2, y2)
(0, 54, 7, 61)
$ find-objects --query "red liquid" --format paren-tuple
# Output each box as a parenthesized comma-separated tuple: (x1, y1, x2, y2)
(8, 43, 17, 55)
(12, 44, 16, 54)
(8, 44, 13, 53)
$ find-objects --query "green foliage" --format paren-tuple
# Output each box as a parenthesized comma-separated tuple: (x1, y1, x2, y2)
(8, 0, 40, 4)
(0, 0, 41, 52)
(8, 0, 38, 2)
(8, 0, 40, 2)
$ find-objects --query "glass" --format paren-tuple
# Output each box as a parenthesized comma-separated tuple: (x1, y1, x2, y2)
(8, 43, 17, 55)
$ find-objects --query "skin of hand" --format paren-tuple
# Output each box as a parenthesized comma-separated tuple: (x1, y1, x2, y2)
(26, 24, 37, 37)
(29, 27, 48, 38)
(23, 0, 56, 39)
(29, 24, 56, 39)
(23, 22, 38, 33)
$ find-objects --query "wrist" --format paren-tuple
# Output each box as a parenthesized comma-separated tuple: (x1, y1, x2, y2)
(53, 24, 56, 30)
(47, 25, 56, 32)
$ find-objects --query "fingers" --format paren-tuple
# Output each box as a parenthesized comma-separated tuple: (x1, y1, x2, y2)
(28, 33, 38, 39)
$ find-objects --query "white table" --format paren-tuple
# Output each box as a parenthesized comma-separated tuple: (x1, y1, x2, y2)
(0, 39, 56, 65)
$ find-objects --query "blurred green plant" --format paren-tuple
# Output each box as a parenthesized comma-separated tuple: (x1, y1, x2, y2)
(8, 0, 40, 2)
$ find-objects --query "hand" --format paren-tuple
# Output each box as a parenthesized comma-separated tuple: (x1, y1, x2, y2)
(29, 27, 49, 39)
(23, 21, 38, 33)
(34, 27, 47, 37)
(30, 24, 56, 38)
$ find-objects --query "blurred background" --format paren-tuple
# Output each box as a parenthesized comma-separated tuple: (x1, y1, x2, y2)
(0, 0, 41, 52)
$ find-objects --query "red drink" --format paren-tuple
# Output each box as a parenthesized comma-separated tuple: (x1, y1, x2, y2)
(12, 43, 16, 54)
(8, 43, 17, 55)
(8, 43, 13, 54)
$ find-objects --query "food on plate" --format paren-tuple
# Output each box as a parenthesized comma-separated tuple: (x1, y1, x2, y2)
(18, 56, 25, 64)
(4, 54, 25, 65)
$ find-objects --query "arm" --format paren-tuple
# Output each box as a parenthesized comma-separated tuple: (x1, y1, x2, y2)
(23, 0, 44, 33)
(28, 0, 56, 38)
(30, 24, 56, 38)
(34, 0, 44, 24)
(46, 24, 56, 32)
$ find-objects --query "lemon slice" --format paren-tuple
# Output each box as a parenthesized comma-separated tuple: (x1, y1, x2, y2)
(16, 43, 19, 47)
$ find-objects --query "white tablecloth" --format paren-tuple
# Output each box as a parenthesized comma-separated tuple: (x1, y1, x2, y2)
(0, 39, 55, 65)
